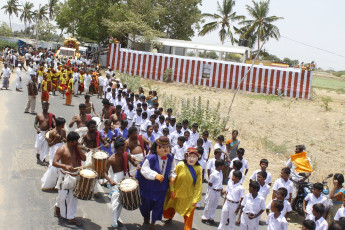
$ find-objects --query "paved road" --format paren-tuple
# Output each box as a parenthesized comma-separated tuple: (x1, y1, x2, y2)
(0, 71, 268, 230)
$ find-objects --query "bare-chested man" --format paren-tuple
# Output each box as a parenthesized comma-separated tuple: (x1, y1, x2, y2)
(104, 138, 140, 228)
(110, 105, 126, 129)
(84, 94, 99, 117)
(69, 103, 92, 139)
(100, 98, 115, 122)
(124, 127, 151, 174)
(34, 102, 56, 165)
(41, 117, 67, 190)
(53, 131, 86, 226)
(80, 120, 109, 151)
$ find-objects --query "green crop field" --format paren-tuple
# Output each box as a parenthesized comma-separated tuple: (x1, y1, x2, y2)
(312, 75, 345, 92)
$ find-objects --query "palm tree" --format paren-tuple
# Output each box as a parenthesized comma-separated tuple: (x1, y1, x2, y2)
(20, 1, 34, 31)
(47, 0, 58, 20)
(239, 0, 283, 51)
(33, 4, 48, 41)
(1, 0, 20, 31)
(198, 0, 244, 45)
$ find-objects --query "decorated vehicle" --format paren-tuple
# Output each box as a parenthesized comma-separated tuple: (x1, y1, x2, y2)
(55, 36, 81, 59)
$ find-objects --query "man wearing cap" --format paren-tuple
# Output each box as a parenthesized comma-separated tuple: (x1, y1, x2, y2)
(16, 64, 23, 91)
(136, 136, 176, 230)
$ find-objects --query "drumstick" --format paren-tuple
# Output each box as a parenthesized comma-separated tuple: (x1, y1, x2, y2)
(73, 163, 92, 170)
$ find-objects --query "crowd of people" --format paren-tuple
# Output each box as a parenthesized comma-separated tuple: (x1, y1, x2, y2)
(1, 47, 344, 230)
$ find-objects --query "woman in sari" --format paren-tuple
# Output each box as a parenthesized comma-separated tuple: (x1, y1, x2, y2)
(327, 173, 345, 224)
(223, 130, 240, 184)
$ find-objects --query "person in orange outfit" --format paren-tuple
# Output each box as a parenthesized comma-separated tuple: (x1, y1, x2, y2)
(41, 75, 49, 103)
(163, 147, 203, 230)
(51, 69, 59, 95)
(46, 68, 52, 92)
(65, 74, 73, 106)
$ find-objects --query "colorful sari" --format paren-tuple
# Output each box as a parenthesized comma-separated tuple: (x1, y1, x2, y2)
(326, 188, 345, 224)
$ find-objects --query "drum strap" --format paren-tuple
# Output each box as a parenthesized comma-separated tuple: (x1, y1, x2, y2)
(122, 113, 127, 120)
(123, 152, 129, 176)
(86, 114, 92, 121)
(48, 113, 55, 129)
(138, 135, 146, 157)
(95, 131, 100, 147)
(109, 106, 114, 119)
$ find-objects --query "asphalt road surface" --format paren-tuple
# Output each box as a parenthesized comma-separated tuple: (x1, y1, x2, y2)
(0, 70, 267, 230)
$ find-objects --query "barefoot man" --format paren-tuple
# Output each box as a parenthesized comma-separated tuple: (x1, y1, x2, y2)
(84, 94, 99, 117)
(100, 98, 115, 122)
(110, 105, 126, 129)
(34, 102, 56, 165)
(41, 117, 67, 190)
(53, 131, 86, 226)
(69, 103, 92, 140)
(104, 138, 140, 228)
(124, 127, 151, 176)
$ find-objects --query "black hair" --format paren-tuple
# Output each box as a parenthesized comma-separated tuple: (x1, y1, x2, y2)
(328, 221, 345, 230)
(302, 220, 316, 230)
(177, 136, 186, 142)
(196, 146, 204, 156)
(233, 160, 243, 170)
(121, 119, 128, 126)
(257, 171, 267, 179)
(233, 170, 242, 180)
(260, 159, 269, 165)
(79, 103, 86, 109)
(182, 119, 189, 124)
(312, 203, 325, 215)
(114, 138, 125, 149)
(142, 102, 147, 107)
(128, 126, 138, 135)
(55, 117, 66, 127)
(273, 200, 284, 212)
(84, 94, 90, 99)
(282, 167, 291, 175)
(237, 148, 245, 155)
(162, 128, 169, 134)
(102, 98, 110, 105)
(87, 119, 97, 127)
(232, 129, 239, 135)
(128, 104, 134, 110)
(214, 148, 222, 155)
(217, 135, 225, 141)
(192, 123, 198, 128)
(176, 123, 182, 128)
(104, 119, 112, 125)
(203, 130, 209, 136)
(159, 115, 165, 121)
(67, 131, 80, 142)
(171, 118, 176, 123)
(296, 144, 306, 151)
(136, 108, 142, 112)
(184, 130, 190, 135)
(215, 159, 225, 168)
(334, 173, 345, 187)
(146, 125, 153, 131)
(142, 112, 148, 119)
(197, 138, 203, 145)
(153, 102, 159, 107)
(313, 182, 323, 192)
(116, 105, 122, 109)
(277, 187, 288, 198)
(167, 108, 172, 112)
(249, 181, 260, 192)
(150, 114, 157, 119)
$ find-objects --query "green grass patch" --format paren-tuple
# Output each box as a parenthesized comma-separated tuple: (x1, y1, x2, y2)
(312, 76, 345, 92)
(261, 137, 288, 155)
(244, 93, 283, 101)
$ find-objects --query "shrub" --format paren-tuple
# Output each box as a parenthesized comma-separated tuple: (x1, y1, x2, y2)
(163, 68, 173, 83)
(320, 96, 332, 111)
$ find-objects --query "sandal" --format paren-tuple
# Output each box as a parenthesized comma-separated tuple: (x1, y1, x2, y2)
(68, 218, 82, 226)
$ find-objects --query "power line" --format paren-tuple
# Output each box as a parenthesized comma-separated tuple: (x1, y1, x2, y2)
(281, 35, 345, 59)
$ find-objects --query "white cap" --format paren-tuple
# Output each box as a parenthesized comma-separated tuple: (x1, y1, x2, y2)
(18, 64, 21, 67)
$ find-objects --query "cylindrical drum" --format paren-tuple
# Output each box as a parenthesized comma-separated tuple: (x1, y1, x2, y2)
(73, 169, 98, 200)
(92, 151, 109, 179)
(119, 178, 141, 210)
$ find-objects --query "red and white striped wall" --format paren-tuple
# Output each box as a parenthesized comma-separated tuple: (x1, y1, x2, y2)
(107, 43, 313, 99)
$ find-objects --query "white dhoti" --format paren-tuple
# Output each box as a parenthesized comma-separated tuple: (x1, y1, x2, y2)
(84, 82, 90, 94)
(35, 131, 49, 162)
(75, 127, 88, 142)
(73, 83, 78, 95)
(129, 153, 144, 176)
(56, 170, 78, 220)
(202, 188, 221, 220)
(16, 77, 22, 89)
(110, 171, 125, 227)
(41, 143, 63, 190)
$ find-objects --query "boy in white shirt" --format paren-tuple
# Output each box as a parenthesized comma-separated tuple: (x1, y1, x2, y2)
(272, 167, 294, 202)
(303, 182, 328, 220)
(334, 196, 345, 221)
(267, 200, 288, 230)
(214, 135, 227, 160)
(217, 170, 244, 230)
(202, 131, 212, 161)
(228, 160, 244, 185)
(171, 136, 186, 163)
(140, 112, 150, 134)
(250, 159, 272, 186)
(237, 181, 265, 229)
(207, 149, 222, 178)
(181, 119, 189, 133)
(202, 159, 225, 225)
(266, 187, 292, 218)
(157, 115, 166, 132)
(311, 203, 328, 230)
(168, 118, 176, 134)
(125, 104, 135, 127)
(169, 123, 183, 147)
(301, 220, 316, 230)
(190, 123, 199, 147)
(183, 131, 192, 149)
(230, 148, 249, 176)
(152, 123, 163, 140)
(132, 108, 142, 130)
(256, 171, 270, 202)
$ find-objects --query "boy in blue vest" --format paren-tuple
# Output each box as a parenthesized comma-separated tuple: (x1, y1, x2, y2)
(135, 136, 176, 230)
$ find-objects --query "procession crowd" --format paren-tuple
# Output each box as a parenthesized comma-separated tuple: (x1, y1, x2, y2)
(1, 46, 345, 230)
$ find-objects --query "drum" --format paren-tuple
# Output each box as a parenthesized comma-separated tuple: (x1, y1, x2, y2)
(92, 151, 109, 179)
(73, 169, 98, 200)
(44, 131, 51, 141)
(119, 178, 141, 210)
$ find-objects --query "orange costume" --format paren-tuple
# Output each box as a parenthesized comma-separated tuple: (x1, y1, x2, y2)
(41, 79, 49, 102)
(65, 77, 73, 105)
(51, 70, 59, 91)
(46, 69, 52, 92)
(79, 71, 84, 93)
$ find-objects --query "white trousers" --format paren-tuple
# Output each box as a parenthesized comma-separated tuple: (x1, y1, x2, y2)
(57, 188, 78, 220)
(24, 95, 36, 113)
(240, 212, 260, 230)
(218, 200, 239, 230)
(202, 188, 221, 220)
(110, 172, 125, 226)
(35, 131, 49, 161)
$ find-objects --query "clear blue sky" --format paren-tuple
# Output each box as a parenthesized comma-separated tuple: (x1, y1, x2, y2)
(2, 0, 344, 70)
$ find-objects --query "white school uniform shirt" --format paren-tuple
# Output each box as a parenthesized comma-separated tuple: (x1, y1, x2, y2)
(242, 193, 266, 215)
(170, 130, 183, 147)
(225, 181, 244, 202)
(168, 124, 176, 134)
(172, 145, 186, 161)
(1, 67, 10, 78)
(140, 119, 151, 132)
(125, 109, 135, 120)
(158, 122, 166, 132)
(230, 157, 249, 174)
(272, 178, 294, 200)
(202, 139, 212, 161)
(304, 193, 328, 215)
(334, 207, 345, 221)
(98, 76, 104, 87)
(181, 127, 190, 133)
(258, 183, 270, 202)
(207, 158, 216, 173)
(106, 92, 113, 101)
(214, 143, 226, 160)
(267, 213, 288, 230)
(183, 139, 192, 149)
(311, 216, 328, 230)
(190, 131, 199, 147)
(141, 156, 176, 180)
(133, 114, 142, 127)
(209, 170, 223, 190)
(152, 130, 163, 140)
(228, 170, 245, 184)
(250, 169, 272, 184)
(266, 199, 292, 216)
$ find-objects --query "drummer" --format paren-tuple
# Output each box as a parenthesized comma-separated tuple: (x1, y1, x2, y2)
(80, 120, 110, 152)
(53, 131, 86, 226)
(104, 138, 140, 228)
(84, 94, 99, 117)
(69, 103, 92, 140)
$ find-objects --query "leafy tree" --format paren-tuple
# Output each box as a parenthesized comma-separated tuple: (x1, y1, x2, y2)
(32, 4, 48, 41)
(1, 0, 20, 31)
(0, 21, 12, 37)
(19, 2, 34, 31)
(239, 0, 283, 50)
(47, 0, 59, 20)
(198, 0, 244, 44)
(37, 21, 57, 41)
(206, 51, 219, 59)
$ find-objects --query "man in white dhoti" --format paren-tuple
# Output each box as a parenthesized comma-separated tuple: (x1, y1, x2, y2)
(34, 102, 56, 165)
(104, 138, 140, 228)
(84, 70, 92, 94)
(69, 103, 92, 142)
(53, 131, 86, 226)
(124, 127, 151, 176)
(41, 117, 66, 190)
(16, 64, 23, 91)
(72, 70, 79, 95)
